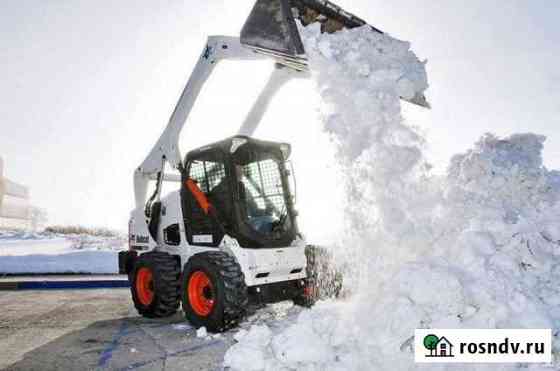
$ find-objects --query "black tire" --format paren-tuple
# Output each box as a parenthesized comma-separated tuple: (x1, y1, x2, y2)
(181, 251, 248, 332)
(294, 245, 343, 307)
(130, 251, 180, 318)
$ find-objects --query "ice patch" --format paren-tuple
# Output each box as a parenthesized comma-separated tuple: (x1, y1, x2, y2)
(172, 324, 191, 331)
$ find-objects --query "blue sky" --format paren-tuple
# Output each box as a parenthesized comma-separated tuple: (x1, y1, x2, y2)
(1, 0, 559, 229)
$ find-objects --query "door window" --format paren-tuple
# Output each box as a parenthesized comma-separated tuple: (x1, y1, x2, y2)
(185, 153, 229, 245)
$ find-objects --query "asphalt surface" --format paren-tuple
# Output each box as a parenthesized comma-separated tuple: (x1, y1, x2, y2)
(0, 288, 235, 371)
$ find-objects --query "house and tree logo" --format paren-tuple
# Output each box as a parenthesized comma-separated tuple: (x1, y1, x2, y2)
(424, 334, 455, 357)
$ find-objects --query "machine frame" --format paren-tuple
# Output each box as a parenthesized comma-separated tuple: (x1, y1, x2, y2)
(127, 36, 309, 291)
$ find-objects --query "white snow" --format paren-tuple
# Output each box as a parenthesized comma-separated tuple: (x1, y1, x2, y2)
(0, 230, 125, 274)
(196, 326, 208, 338)
(224, 325, 272, 371)
(224, 23, 560, 371)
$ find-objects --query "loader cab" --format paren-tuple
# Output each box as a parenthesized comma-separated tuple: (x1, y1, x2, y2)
(181, 136, 298, 249)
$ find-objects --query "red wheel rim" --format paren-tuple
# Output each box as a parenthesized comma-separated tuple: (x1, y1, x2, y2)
(188, 271, 215, 316)
(136, 267, 154, 306)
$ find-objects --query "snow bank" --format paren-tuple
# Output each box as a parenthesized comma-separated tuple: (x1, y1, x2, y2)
(224, 24, 560, 370)
(0, 230, 125, 274)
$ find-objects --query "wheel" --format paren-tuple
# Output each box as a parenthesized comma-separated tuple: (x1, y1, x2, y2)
(181, 251, 248, 332)
(294, 245, 343, 307)
(130, 251, 180, 318)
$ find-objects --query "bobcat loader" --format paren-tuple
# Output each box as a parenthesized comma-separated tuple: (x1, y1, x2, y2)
(119, 0, 429, 332)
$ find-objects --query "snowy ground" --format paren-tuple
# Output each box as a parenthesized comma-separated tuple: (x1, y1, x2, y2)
(0, 230, 125, 274)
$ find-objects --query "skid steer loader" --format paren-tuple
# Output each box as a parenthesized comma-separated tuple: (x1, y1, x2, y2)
(119, 0, 428, 332)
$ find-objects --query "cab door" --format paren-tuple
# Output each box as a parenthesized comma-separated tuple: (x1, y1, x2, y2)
(181, 150, 231, 247)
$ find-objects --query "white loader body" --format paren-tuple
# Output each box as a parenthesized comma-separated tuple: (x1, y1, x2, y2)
(125, 32, 311, 299)
(129, 190, 306, 289)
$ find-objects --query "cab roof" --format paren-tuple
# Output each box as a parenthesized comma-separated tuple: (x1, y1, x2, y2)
(185, 136, 292, 162)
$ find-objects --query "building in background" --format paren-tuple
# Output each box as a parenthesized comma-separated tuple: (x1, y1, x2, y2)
(0, 157, 46, 230)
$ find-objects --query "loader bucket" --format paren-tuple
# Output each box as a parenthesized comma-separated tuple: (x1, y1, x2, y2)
(241, 0, 430, 108)
(241, 0, 378, 58)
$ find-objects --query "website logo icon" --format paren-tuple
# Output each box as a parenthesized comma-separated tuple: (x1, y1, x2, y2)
(423, 334, 454, 358)
(415, 329, 551, 363)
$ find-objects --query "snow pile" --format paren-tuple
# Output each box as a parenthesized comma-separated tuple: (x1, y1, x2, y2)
(435, 133, 560, 329)
(0, 230, 126, 274)
(224, 24, 560, 371)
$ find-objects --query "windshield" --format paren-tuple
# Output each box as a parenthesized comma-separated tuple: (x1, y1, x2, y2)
(235, 154, 291, 236)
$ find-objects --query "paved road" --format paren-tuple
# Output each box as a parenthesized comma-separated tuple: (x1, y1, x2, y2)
(0, 289, 235, 371)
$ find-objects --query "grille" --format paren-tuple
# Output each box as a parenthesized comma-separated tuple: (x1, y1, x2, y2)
(241, 159, 287, 215)
(189, 160, 226, 194)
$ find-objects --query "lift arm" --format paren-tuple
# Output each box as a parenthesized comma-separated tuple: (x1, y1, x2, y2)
(238, 65, 307, 136)
(134, 0, 430, 209)
(134, 36, 304, 209)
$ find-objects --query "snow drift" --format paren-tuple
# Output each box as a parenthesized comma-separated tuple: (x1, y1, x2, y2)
(224, 23, 559, 371)
(0, 230, 126, 274)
